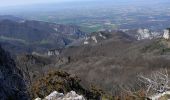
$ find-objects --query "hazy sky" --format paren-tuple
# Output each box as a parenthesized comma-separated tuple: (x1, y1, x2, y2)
(0, 0, 168, 8)
(0, 0, 81, 7)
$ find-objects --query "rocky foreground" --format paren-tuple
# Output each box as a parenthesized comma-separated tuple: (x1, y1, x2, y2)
(35, 91, 85, 100)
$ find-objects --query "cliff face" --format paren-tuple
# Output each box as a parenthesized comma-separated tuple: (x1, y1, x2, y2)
(0, 45, 29, 100)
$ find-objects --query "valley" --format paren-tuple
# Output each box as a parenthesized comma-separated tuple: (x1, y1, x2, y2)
(6, 0, 170, 33)
(0, 13, 170, 99)
(1, 0, 170, 100)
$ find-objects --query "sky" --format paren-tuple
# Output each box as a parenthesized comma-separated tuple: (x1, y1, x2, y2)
(0, 0, 169, 9)
(0, 0, 82, 7)
(0, 0, 139, 8)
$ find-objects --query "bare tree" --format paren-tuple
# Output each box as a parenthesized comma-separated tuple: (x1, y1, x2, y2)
(138, 69, 170, 96)
(120, 69, 170, 99)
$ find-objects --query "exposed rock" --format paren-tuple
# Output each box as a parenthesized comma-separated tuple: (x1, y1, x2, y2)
(45, 91, 64, 100)
(163, 29, 170, 40)
(0, 45, 29, 99)
(36, 91, 85, 100)
(64, 91, 85, 100)
(136, 28, 161, 40)
(123, 28, 162, 40)
(47, 49, 62, 56)
(35, 98, 42, 100)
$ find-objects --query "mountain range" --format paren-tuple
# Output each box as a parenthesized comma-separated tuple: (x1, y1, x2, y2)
(0, 16, 85, 54)
(1, 15, 170, 99)
(15, 24, 170, 100)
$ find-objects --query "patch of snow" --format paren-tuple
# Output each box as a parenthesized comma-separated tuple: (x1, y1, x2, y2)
(91, 36, 98, 43)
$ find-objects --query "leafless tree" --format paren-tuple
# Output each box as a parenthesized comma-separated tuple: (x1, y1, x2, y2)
(120, 69, 170, 99)
(138, 69, 170, 96)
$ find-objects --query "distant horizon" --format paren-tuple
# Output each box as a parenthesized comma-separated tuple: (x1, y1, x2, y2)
(0, 0, 95, 8)
(0, 0, 170, 14)
(0, 0, 168, 8)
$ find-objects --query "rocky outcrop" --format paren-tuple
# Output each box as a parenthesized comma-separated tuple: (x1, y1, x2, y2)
(35, 91, 86, 100)
(0, 45, 29, 99)
(163, 29, 170, 40)
(123, 28, 162, 40)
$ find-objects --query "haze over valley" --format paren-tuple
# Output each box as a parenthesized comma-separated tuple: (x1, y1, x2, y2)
(1, 0, 170, 33)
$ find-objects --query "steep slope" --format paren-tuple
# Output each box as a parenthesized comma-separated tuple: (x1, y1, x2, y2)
(0, 45, 29, 100)
(0, 19, 85, 54)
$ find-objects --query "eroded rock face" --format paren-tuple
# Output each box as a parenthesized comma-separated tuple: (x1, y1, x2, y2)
(0, 45, 29, 100)
(136, 28, 161, 40)
(163, 29, 170, 40)
(36, 91, 85, 100)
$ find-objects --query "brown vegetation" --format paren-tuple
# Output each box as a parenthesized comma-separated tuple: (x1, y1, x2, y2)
(30, 70, 104, 99)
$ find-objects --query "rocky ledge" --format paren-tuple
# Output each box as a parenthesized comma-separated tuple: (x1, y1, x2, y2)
(35, 91, 85, 100)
